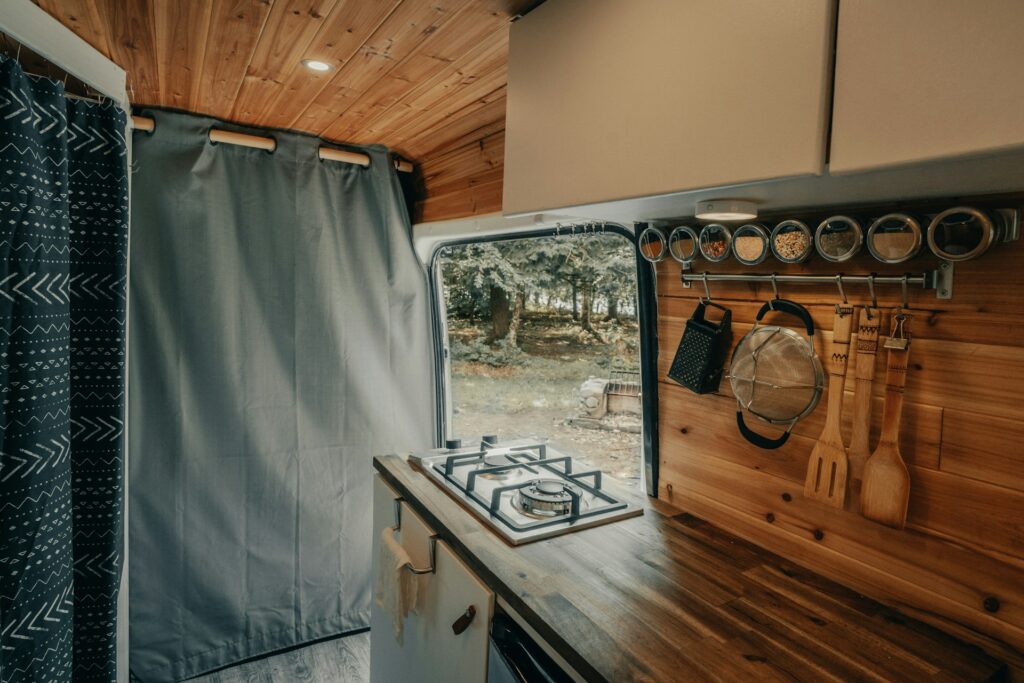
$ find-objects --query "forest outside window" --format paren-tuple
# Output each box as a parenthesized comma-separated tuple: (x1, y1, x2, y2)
(435, 231, 643, 488)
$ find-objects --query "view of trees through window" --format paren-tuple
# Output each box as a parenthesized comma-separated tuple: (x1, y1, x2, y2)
(437, 232, 642, 488)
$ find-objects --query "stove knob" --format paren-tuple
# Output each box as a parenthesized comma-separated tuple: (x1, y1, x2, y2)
(481, 435, 498, 446)
(445, 439, 462, 450)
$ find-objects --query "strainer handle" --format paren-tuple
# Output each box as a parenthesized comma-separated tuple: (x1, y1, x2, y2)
(737, 411, 792, 450)
(756, 298, 814, 337)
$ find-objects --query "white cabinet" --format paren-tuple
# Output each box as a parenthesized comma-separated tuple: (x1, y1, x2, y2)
(370, 475, 494, 683)
(502, 0, 837, 215)
(830, 0, 1024, 173)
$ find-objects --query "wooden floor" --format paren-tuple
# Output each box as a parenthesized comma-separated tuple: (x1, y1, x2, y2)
(189, 631, 369, 683)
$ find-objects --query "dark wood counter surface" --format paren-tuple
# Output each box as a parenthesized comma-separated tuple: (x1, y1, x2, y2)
(374, 454, 1006, 683)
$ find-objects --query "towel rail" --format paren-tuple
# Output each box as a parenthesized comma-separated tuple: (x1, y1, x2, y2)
(391, 498, 438, 575)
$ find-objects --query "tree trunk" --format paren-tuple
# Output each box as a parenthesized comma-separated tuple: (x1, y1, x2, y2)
(489, 286, 510, 342)
(571, 281, 579, 320)
(579, 285, 605, 342)
(607, 297, 619, 321)
(506, 289, 525, 347)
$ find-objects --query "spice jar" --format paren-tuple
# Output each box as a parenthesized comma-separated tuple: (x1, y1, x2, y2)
(926, 207, 1002, 261)
(770, 220, 813, 263)
(638, 226, 667, 263)
(815, 215, 862, 262)
(867, 213, 923, 263)
(668, 225, 699, 265)
(731, 223, 770, 265)
(698, 224, 732, 263)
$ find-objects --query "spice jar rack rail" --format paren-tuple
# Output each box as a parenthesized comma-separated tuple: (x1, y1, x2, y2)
(679, 265, 955, 301)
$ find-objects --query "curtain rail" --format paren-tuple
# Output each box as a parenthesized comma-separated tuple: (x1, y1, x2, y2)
(130, 115, 414, 173)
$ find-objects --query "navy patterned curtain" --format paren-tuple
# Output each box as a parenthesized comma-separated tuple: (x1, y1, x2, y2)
(0, 54, 128, 682)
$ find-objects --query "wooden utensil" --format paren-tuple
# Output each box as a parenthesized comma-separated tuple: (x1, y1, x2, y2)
(861, 314, 912, 528)
(848, 308, 882, 505)
(804, 306, 854, 508)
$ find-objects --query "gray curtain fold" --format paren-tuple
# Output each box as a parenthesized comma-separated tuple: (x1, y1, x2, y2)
(127, 110, 435, 681)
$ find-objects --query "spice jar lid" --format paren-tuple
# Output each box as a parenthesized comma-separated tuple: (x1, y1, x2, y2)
(732, 223, 770, 265)
(698, 224, 732, 263)
(815, 215, 863, 262)
(926, 207, 999, 262)
(867, 213, 922, 264)
(668, 225, 699, 264)
(638, 226, 667, 263)
(770, 220, 813, 263)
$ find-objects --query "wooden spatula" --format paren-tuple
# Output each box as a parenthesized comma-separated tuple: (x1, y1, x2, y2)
(804, 306, 854, 508)
(861, 314, 912, 528)
(848, 308, 882, 506)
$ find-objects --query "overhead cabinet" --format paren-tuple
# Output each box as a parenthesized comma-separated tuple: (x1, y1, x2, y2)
(504, 0, 1024, 218)
(829, 0, 1024, 174)
(502, 0, 837, 216)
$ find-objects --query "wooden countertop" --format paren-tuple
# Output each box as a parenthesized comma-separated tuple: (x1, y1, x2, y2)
(374, 454, 1006, 683)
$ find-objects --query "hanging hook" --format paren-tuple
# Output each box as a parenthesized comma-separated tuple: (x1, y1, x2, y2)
(835, 273, 848, 304)
(701, 272, 712, 303)
(834, 274, 849, 315)
(868, 273, 878, 311)
(768, 273, 780, 310)
(900, 274, 909, 311)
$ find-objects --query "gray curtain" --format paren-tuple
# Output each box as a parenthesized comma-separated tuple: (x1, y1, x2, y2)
(127, 110, 435, 681)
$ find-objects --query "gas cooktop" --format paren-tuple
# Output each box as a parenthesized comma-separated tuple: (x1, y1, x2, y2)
(409, 437, 643, 545)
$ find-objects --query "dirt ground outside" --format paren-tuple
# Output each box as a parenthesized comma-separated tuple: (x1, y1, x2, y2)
(448, 314, 643, 489)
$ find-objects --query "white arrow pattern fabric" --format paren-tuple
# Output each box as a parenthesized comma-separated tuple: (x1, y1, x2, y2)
(0, 55, 128, 683)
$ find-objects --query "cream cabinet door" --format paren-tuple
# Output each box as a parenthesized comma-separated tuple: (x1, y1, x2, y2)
(830, 0, 1024, 173)
(503, 0, 836, 215)
(370, 474, 494, 683)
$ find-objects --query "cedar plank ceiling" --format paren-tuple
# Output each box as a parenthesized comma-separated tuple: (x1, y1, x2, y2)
(30, 0, 542, 222)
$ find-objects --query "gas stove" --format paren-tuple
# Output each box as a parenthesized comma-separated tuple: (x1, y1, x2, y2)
(409, 437, 643, 545)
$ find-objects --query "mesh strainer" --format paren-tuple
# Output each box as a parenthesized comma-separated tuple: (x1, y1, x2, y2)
(729, 298, 823, 449)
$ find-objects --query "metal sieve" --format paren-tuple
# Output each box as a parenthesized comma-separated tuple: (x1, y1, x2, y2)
(728, 298, 823, 449)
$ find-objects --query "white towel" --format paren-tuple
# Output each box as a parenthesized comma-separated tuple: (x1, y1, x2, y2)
(375, 527, 419, 645)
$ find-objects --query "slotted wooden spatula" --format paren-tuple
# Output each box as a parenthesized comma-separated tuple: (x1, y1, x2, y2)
(848, 308, 881, 506)
(804, 306, 854, 508)
(861, 314, 912, 528)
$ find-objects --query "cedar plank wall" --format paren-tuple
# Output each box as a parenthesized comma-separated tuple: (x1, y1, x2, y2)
(31, 0, 524, 225)
(413, 100, 506, 222)
(655, 232, 1024, 671)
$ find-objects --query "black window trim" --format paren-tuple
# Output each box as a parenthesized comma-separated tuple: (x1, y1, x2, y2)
(425, 223, 660, 497)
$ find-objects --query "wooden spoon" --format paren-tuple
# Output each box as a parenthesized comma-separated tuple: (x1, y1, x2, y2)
(847, 308, 882, 506)
(861, 314, 912, 528)
(804, 306, 854, 508)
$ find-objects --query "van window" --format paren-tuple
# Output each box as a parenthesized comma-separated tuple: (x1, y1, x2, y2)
(435, 231, 642, 488)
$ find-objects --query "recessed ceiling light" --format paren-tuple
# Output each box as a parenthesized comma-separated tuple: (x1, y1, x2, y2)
(302, 59, 332, 72)
(695, 199, 757, 221)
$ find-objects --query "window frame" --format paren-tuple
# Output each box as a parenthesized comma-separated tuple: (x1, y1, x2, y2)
(426, 224, 660, 497)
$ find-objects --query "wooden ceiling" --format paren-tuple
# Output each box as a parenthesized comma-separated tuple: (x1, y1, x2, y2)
(29, 0, 541, 222)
